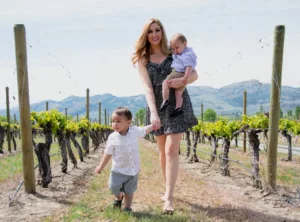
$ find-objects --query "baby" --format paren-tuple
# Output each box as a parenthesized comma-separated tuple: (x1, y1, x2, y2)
(160, 33, 197, 117)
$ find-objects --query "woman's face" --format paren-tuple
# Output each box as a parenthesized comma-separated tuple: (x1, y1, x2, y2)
(147, 22, 162, 46)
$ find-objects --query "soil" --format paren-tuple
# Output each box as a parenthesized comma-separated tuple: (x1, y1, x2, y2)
(0, 145, 105, 222)
(0, 140, 299, 222)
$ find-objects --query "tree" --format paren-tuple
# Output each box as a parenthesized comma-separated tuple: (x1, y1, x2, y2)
(203, 109, 217, 122)
(295, 106, 300, 119)
(280, 109, 283, 118)
(135, 108, 145, 126)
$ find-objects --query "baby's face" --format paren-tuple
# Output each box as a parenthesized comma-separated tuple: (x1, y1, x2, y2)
(171, 39, 187, 55)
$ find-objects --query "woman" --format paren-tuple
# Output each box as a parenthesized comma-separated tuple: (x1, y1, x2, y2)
(132, 18, 198, 213)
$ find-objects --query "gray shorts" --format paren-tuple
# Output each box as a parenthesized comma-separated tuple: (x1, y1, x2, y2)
(109, 171, 139, 196)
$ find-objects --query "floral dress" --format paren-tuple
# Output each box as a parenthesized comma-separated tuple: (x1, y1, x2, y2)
(147, 55, 198, 136)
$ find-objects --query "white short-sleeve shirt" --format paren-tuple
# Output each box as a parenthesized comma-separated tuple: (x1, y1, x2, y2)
(104, 126, 146, 176)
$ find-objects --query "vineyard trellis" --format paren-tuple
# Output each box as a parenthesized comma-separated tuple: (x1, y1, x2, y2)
(1, 108, 113, 205)
(182, 114, 300, 189)
(30, 109, 113, 186)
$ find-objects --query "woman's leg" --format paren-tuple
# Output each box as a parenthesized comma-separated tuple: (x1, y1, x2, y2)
(156, 135, 167, 181)
(164, 133, 182, 211)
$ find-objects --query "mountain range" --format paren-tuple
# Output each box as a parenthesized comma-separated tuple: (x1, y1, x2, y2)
(1, 80, 299, 121)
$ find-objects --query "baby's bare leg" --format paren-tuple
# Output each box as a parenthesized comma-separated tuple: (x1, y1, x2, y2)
(162, 79, 170, 102)
(175, 89, 184, 109)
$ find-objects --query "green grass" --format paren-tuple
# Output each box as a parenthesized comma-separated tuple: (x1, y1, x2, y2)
(61, 201, 101, 221)
(98, 207, 206, 222)
(277, 167, 300, 185)
(0, 153, 23, 182)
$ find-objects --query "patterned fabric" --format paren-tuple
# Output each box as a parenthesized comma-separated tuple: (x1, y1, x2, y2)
(147, 55, 198, 136)
(105, 126, 146, 176)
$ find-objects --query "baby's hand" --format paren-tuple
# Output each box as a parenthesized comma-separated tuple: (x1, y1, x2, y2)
(95, 166, 102, 174)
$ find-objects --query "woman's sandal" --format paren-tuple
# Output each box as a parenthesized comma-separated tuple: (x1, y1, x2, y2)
(113, 195, 124, 209)
(163, 209, 174, 215)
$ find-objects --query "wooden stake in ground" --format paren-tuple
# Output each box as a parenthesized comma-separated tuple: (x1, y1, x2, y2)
(201, 103, 205, 144)
(6, 87, 12, 153)
(14, 24, 36, 193)
(86, 88, 90, 151)
(243, 90, 247, 152)
(65, 108, 68, 120)
(98, 101, 101, 125)
(267, 25, 285, 190)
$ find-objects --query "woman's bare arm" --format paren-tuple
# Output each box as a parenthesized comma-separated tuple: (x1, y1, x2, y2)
(137, 58, 161, 129)
(138, 58, 157, 115)
(167, 70, 198, 88)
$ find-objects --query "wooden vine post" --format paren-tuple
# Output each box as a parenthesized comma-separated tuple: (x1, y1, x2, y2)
(6, 87, 12, 152)
(243, 90, 247, 152)
(267, 25, 285, 190)
(86, 88, 90, 151)
(14, 24, 36, 193)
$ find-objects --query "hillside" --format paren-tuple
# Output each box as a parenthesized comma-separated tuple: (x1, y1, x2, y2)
(1, 80, 299, 120)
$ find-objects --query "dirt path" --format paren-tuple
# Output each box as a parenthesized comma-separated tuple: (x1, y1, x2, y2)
(177, 155, 300, 221)
(0, 140, 299, 221)
(141, 141, 300, 222)
(0, 145, 105, 222)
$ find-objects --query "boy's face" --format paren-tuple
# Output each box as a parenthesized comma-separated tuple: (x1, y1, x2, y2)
(112, 113, 131, 135)
(171, 39, 187, 55)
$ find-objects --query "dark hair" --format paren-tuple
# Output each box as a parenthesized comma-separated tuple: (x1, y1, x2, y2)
(171, 33, 187, 44)
(113, 107, 132, 120)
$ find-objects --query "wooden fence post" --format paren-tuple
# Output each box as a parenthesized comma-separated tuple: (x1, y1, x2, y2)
(201, 103, 205, 143)
(243, 90, 247, 152)
(99, 101, 101, 125)
(14, 24, 36, 193)
(267, 25, 285, 190)
(65, 108, 68, 120)
(6, 87, 12, 152)
(86, 88, 90, 150)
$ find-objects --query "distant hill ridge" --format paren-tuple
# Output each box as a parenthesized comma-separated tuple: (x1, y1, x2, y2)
(1, 80, 299, 120)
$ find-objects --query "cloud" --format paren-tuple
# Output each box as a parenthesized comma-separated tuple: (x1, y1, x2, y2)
(0, 0, 208, 23)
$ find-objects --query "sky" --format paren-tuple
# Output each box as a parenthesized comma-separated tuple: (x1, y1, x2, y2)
(0, 0, 299, 110)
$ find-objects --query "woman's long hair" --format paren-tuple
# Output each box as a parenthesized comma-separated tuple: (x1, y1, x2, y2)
(131, 18, 170, 65)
